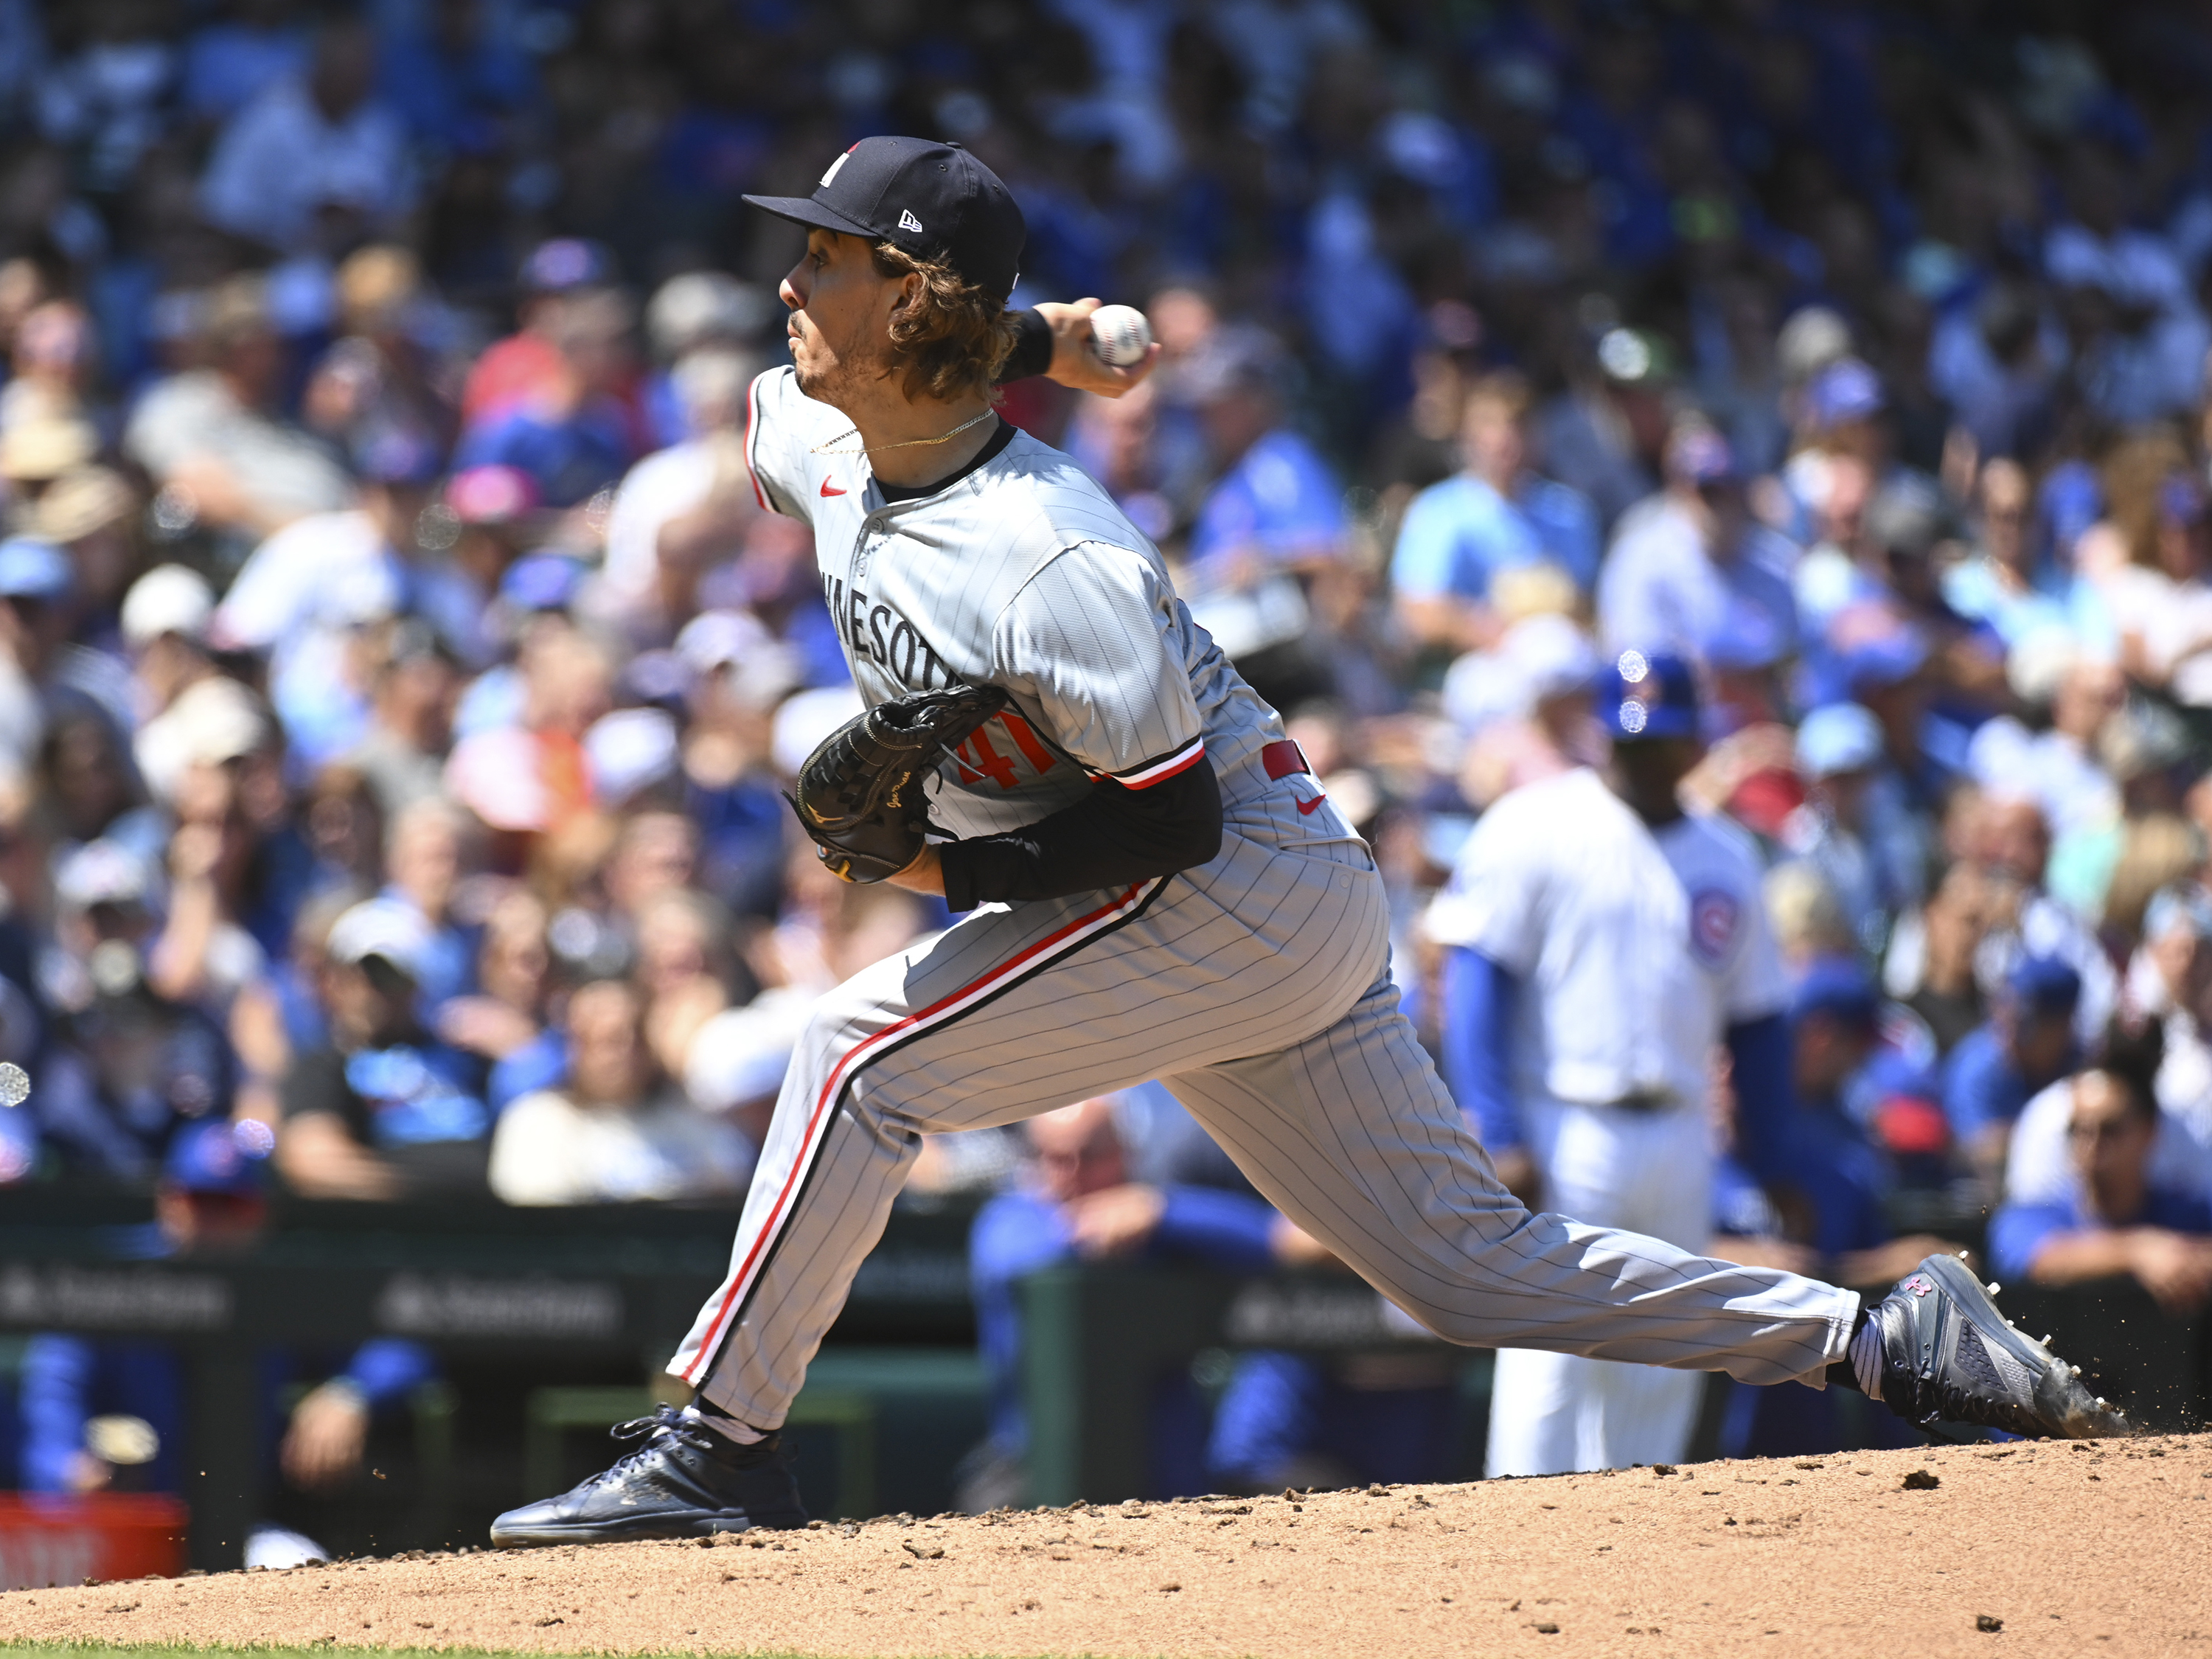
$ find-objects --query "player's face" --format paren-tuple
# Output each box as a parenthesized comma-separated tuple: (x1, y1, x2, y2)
(779, 229, 907, 408)
(2067, 1071, 2152, 1194)
(1610, 734, 1704, 824)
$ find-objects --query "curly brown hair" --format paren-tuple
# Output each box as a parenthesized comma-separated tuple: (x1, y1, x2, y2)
(869, 241, 1022, 403)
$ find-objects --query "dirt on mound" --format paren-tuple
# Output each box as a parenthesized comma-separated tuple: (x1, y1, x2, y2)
(4, 1434, 2208, 1659)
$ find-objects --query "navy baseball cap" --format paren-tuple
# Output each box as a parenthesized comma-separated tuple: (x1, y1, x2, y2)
(1597, 649, 1700, 741)
(2006, 955, 2081, 1017)
(744, 136, 1026, 302)
(1790, 956, 1879, 1030)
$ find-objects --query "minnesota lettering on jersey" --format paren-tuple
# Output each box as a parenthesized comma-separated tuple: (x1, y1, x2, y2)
(823, 570, 951, 692)
(818, 570, 1057, 791)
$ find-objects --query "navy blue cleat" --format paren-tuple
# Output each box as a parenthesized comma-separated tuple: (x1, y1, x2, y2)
(490, 1405, 807, 1546)
(1869, 1253, 2130, 1440)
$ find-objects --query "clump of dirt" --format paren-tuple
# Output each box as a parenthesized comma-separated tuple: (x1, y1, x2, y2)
(4, 1434, 2208, 1658)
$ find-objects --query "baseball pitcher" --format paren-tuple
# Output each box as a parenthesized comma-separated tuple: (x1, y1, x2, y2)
(491, 138, 2121, 1545)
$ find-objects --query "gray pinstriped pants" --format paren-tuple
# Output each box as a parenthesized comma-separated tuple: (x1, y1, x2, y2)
(670, 831, 1857, 1426)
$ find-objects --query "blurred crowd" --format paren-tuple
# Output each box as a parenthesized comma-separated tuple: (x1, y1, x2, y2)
(9, 0, 2212, 1492)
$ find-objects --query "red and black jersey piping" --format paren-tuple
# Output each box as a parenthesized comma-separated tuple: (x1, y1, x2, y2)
(1102, 737, 1206, 790)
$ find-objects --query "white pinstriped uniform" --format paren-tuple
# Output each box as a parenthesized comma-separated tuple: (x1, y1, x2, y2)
(668, 369, 1859, 1435)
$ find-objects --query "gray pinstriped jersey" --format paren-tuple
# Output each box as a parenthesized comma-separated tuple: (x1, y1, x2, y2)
(744, 365, 1354, 847)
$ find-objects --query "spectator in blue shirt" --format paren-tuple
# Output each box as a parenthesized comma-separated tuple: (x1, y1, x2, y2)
(452, 289, 637, 508)
(181, 0, 310, 123)
(1596, 421, 1798, 669)
(966, 1094, 1303, 1504)
(1390, 369, 1599, 654)
(21, 1120, 436, 1541)
(1989, 1029, 2212, 1315)
(372, 799, 480, 1018)
(375, 0, 538, 152)
(967, 1093, 1441, 1505)
(1711, 961, 1959, 1457)
(1739, 960, 1892, 1265)
(1180, 327, 1349, 711)
(274, 899, 490, 1200)
(1942, 956, 2081, 1175)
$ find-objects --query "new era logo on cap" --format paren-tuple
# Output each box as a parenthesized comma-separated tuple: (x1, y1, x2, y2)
(744, 136, 1026, 301)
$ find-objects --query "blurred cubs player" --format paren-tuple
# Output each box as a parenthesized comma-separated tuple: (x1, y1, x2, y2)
(487, 139, 2123, 1547)
(1429, 650, 1794, 1475)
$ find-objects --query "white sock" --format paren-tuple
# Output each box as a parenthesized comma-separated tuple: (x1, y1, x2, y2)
(1848, 1315, 1884, 1402)
(683, 1402, 767, 1444)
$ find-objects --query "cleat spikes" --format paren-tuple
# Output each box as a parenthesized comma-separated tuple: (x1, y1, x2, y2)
(1866, 1254, 2129, 1440)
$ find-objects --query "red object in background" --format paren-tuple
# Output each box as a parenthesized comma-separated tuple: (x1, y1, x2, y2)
(0, 1493, 187, 1588)
(1727, 765, 1807, 839)
(1874, 1094, 1952, 1158)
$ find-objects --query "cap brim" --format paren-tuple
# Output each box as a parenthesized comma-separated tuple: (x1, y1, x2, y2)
(742, 194, 880, 243)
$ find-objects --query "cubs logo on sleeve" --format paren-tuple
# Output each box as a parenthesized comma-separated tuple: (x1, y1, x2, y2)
(1688, 886, 1742, 970)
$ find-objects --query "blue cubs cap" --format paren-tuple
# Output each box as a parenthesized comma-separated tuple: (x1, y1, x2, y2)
(2005, 955, 2081, 1017)
(519, 237, 614, 295)
(358, 428, 442, 487)
(1795, 701, 1883, 779)
(1705, 607, 1787, 672)
(1841, 627, 1928, 694)
(1791, 956, 1879, 1030)
(745, 136, 1026, 302)
(1597, 648, 1700, 741)
(0, 536, 72, 600)
(162, 1118, 270, 1197)
(1664, 423, 1739, 486)
(499, 552, 585, 612)
(1807, 356, 1885, 427)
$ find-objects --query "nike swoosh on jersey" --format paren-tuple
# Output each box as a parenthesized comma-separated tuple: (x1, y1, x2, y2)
(819, 479, 846, 497)
(1295, 793, 1325, 815)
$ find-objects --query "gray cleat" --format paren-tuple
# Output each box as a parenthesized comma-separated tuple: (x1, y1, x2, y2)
(1868, 1253, 2129, 1439)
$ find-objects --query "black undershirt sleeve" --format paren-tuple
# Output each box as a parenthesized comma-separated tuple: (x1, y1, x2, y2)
(936, 756, 1223, 912)
(995, 307, 1055, 384)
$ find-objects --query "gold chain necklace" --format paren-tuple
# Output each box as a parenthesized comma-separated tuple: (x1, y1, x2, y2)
(809, 408, 998, 456)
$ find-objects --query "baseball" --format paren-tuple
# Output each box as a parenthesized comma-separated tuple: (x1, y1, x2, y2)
(1088, 304, 1152, 367)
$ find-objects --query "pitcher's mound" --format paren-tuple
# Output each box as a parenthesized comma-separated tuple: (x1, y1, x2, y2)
(5, 1435, 2208, 1658)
